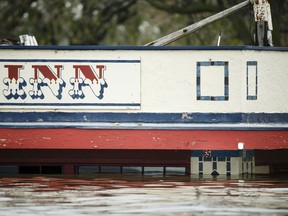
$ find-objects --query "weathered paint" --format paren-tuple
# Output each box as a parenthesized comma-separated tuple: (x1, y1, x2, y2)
(0, 46, 288, 150)
(0, 128, 287, 150)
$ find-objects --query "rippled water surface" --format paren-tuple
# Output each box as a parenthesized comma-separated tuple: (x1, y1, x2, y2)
(0, 174, 287, 216)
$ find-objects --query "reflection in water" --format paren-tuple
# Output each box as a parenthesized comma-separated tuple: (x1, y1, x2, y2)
(0, 174, 287, 216)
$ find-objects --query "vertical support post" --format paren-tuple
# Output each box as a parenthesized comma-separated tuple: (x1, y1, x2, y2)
(252, 0, 273, 46)
(185, 164, 191, 175)
(255, 21, 268, 46)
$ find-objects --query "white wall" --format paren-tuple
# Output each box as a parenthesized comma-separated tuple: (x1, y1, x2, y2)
(1, 49, 287, 113)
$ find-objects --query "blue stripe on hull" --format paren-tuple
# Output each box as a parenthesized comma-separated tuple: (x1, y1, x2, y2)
(1, 122, 287, 130)
(0, 59, 140, 63)
(0, 103, 140, 107)
(191, 150, 254, 157)
(1, 45, 288, 52)
(0, 112, 288, 124)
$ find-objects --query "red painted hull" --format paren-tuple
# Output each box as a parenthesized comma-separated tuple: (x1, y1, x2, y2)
(0, 128, 287, 150)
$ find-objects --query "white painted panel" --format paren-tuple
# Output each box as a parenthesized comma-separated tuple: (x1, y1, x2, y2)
(190, 157, 199, 174)
(0, 48, 288, 113)
(201, 65, 225, 97)
(0, 58, 140, 110)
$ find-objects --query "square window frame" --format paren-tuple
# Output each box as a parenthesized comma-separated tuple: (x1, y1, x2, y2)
(246, 61, 258, 100)
(196, 61, 229, 101)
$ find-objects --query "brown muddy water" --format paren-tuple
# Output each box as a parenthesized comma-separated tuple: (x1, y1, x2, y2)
(0, 174, 287, 216)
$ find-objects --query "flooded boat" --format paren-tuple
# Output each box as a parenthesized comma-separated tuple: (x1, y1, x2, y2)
(0, 0, 287, 175)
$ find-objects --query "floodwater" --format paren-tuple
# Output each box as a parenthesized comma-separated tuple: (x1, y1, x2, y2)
(0, 174, 288, 216)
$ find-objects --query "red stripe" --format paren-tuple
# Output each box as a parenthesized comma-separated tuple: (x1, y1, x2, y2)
(32, 65, 58, 80)
(0, 128, 287, 150)
(5, 65, 22, 80)
(73, 65, 97, 81)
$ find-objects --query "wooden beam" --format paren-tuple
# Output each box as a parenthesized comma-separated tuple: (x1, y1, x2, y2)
(146, 0, 250, 46)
